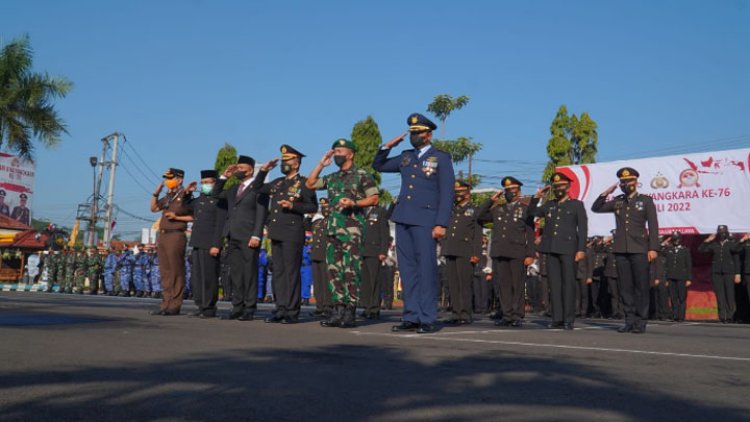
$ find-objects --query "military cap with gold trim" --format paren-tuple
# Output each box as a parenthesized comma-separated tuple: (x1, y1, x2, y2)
(407, 113, 437, 133)
(319, 197, 329, 204)
(501, 176, 523, 188)
(331, 138, 357, 152)
(162, 168, 185, 179)
(617, 167, 639, 180)
(280, 144, 305, 160)
(550, 172, 572, 185)
(454, 179, 472, 190)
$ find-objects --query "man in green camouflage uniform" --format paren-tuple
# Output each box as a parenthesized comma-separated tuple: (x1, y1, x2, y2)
(73, 248, 88, 294)
(86, 247, 103, 294)
(62, 248, 76, 293)
(45, 250, 59, 292)
(306, 138, 380, 328)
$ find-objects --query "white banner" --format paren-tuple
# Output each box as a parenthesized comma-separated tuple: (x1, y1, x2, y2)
(559, 148, 750, 236)
(0, 152, 35, 227)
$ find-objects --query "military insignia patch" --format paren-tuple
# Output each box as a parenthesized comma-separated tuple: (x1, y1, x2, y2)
(281, 146, 287, 153)
(411, 116, 418, 124)
(464, 208, 474, 217)
(400, 155, 412, 167)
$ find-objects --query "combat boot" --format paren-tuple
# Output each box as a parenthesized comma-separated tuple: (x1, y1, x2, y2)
(340, 305, 356, 328)
(321, 305, 344, 327)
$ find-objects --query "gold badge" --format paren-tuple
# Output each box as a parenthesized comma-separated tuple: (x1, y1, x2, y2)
(622, 169, 630, 177)
(554, 175, 560, 182)
(504, 179, 511, 187)
(411, 116, 418, 124)
(281, 146, 287, 153)
(454, 182, 461, 188)
(339, 140, 346, 146)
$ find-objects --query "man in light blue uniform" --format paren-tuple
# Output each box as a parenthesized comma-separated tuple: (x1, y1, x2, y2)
(118, 247, 135, 296)
(373, 113, 455, 333)
(103, 248, 119, 295)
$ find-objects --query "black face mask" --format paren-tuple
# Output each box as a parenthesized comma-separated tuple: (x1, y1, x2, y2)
(671, 235, 681, 244)
(718, 231, 729, 241)
(553, 188, 567, 199)
(410, 133, 426, 149)
(321, 206, 330, 217)
(454, 193, 469, 204)
(504, 190, 517, 202)
(334, 155, 347, 167)
(233, 170, 248, 180)
(620, 182, 636, 195)
(280, 164, 293, 175)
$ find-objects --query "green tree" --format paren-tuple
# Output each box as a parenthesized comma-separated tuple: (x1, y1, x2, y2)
(433, 136, 483, 181)
(426, 94, 470, 139)
(351, 115, 392, 205)
(542, 105, 598, 181)
(214, 143, 239, 188)
(0, 35, 72, 159)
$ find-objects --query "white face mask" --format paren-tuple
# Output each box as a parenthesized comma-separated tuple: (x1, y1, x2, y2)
(132, 247, 140, 255)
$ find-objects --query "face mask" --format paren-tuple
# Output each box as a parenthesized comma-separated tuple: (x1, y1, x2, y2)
(504, 190, 517, 202)
(281, 164, 293, 175)
(718, 231, 729, 241)
(334, 155, 347, 167)
(165, 179, 179, 189)
(670, 235, 681, 244)
(321, 206, 330, 217)
(454, 193, 467, 204)
(620, 182, 636, 195)
(553, 188, 567, 199)
(233, 170, 248, 180)
(201, 183, 214, 194)
(410, 133, 426, 149)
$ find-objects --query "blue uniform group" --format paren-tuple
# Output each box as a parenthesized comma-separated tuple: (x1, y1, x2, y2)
(372, 113, 455, 328)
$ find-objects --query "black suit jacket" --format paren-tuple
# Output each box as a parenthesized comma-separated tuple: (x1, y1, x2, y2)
(591, 193, 659, 254)
(188, 193, 228, 250)
(362, 206, 390, 257)
(698, 239, 740, 274)
(216, 178, 268, 241)
(478, 199, 534, 260)
(528, 197, 588, 255)
(663, 244, 693, 280)
(252, 170, 317, 243)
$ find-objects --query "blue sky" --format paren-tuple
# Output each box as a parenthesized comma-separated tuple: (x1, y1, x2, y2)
(2, 0, 749, 237)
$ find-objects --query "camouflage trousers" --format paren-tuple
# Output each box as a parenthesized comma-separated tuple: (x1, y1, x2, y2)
(326, 233, 363, 306)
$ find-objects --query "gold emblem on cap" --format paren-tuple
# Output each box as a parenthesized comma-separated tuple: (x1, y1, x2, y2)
(504, 179, 511, 187)
(454, 182, 461, 188)
(622, 169, 630, 177)
(411, 116, 418, 124)
(554, 175, 560, 182)
(339, 140, 346, 146)
(281, 146, 287, 153)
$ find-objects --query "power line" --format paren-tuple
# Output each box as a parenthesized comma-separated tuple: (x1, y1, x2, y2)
(118, 160, 154, 195)
(122, 135, 162, 180)
(120, 146, 158, 186)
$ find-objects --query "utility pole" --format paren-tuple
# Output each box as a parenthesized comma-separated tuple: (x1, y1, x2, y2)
(101, 132, 120, 247)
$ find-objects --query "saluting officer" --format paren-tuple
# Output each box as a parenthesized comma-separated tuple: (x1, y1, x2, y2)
(360, 197, 390, 320)
(528, 172, 588, 330)
(252, 145, 318, 324)
(150, 168, 195, 316)
(187, 170, 228, 318)
(441, 180, 483, 325)
(0, 190, 10, 216)
(373, 113, 455, 334)
(698, 225, 741, 323)
(735, 233, 750, 309)
(477, 177, 535, 328)
(592, 167, 659, 333)
(663, 231, 693, 322)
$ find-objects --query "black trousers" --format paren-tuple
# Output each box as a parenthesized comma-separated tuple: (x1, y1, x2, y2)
(546, 253, 576, 324)
(615, 253, 650, 328)
(590, 279, 602, 315)
(712, 273, 736, 321)
(228, 238, 259, 315)
(472, 273, 489, 313)
(192, 248, 219, 314)
(493, 257, 525, 322)
(606, 276, 623, 317)
(271, 239, 303, 320)
(445, 256, 474, 321)
(576, 278, 589, 317)
(360, 256, 383, 315)
(653, 283, 671, 319)
(380, 265, 395, 309)
(668, 278, 688, 321)
(312, 259, 331, 312)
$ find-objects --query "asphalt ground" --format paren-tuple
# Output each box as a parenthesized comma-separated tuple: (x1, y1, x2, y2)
(1, 291, 749, 422)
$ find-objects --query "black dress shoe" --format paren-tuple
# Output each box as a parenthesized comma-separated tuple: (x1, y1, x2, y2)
(547, 322, 564, 329)
(264, 315, 284, 323)
(163, 310, 180, 316)
(511, 320, 522, 328)
(392, 321, 419, 332)
(442, 318, 460, 325)
(459, 319, 472, 325)
(149, 310, 166, 316)
(238, 313, 255, 321)
(417, 323, 438, 334)
(632, 325, 645, 334)
(199, 312, 216, 319)
(222, 311, 243, 320)
(187, 311, 202, 318)
(618, 324, 634, 333)
(563, 323, 574, 330)
(280, 317, 298, 324)
(495, 320, 512, 327)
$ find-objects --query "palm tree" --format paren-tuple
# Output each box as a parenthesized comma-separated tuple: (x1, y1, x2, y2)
(426, 94, 470, 139)
(0, 35, 72, 159)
